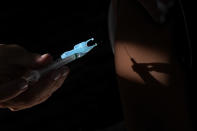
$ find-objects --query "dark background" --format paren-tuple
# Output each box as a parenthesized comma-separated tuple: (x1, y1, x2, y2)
(0, 0, 194, 130)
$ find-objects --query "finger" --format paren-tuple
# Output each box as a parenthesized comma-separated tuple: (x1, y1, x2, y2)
(9, 73, 69, 111)
(0, 78, 28, 103)
(34, 53, 53, 67)
(8, 68, 69, 111)
(48, 67, 70, 93)
(1, 66, 69, 111)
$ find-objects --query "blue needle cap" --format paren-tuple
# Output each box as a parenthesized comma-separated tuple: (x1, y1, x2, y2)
(61, 38, 97, 59)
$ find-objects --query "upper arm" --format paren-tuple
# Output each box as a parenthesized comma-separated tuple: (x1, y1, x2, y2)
(114, 0, 174, 86)
(113, 0, 192, 130)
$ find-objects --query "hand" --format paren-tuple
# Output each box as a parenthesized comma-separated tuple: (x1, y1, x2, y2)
(0, 44, 69, 111)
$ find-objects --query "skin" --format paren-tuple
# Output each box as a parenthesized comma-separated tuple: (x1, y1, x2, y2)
(0, 44, 69, 111)
(113, 0, 193, 130)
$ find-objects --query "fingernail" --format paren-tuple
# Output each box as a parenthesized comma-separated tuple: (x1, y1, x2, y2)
(41, 53, 49, 58)
(9, 107, 15, 111)
(21, 84, 28, 90)
(36, 53, 49, 62)
(52, 72, 61, 81)
(18, 79, 29, 90)
(62, 67, 69, 76)
(9, 107, 19, 112)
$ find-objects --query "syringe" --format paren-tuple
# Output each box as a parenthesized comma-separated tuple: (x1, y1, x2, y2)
(23, 38, 97, 83)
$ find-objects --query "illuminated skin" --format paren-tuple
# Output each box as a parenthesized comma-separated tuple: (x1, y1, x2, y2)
(111, 0, 192, 130)
(61, 38, 97, 59)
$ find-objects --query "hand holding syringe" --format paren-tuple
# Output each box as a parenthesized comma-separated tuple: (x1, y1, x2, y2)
(24, 38, 97, 83)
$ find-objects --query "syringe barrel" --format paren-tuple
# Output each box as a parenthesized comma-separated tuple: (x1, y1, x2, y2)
(23, 54, 77, 83)
(39, 54, 77, 76)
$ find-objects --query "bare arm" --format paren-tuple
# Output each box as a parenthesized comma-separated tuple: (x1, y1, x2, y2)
(112, 0, 192, 130)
